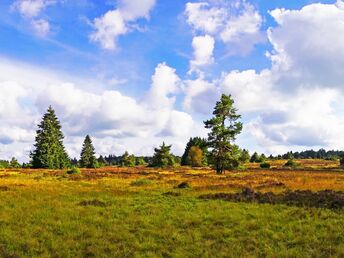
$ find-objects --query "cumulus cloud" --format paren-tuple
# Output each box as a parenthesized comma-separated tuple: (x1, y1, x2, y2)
(185, 0, 264, 55)
(190, 35, 215, 72)
(90, 0, 156, 50)
(268, 1, 344, 89)
(145, 63, 181, 109)
(0, 58, 196, 161)
(183, 1, 344, 153)
(11, 0, 56, 36)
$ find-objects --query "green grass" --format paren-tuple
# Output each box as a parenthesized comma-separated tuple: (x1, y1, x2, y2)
(0, 172, 343, 257)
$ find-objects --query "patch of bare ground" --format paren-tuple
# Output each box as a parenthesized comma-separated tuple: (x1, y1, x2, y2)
(199, 188, 344, 209)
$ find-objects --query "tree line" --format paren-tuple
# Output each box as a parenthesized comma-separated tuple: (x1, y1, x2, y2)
(1, 94, 343, 173)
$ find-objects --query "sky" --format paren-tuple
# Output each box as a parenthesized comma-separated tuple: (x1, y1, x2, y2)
(0, 0, 344, 161)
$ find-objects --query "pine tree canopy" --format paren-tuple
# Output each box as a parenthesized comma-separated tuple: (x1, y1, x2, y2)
(80, 135, 97, 168)
(151, 142, 175, 168)
(30, 106, 70, 169)
(204, 94, 243, 174)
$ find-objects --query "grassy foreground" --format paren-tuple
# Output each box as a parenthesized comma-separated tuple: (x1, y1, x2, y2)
(0, 160, 344, 257)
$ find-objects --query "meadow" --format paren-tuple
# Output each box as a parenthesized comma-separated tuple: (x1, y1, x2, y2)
(0, 159, 343, 257)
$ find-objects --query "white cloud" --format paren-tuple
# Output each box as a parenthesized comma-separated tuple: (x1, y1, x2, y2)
(184, 1, 344, 154)
(90, 10, 127, 50)
(11, 0, 56, 36)
(118, 0, 156, 20)
(145, 63, 181, 109)
(268, 1, 344, 89)
(0, 58, 197, 161)
(31, 18, 50, 36)
(190, 35, 215, 71)
(90, 0, 156, 50)
(185, 2, 225, 34)
(183, 77, 219, 114)
(12, 0, 50, 18)
(185, 0, 264, 56)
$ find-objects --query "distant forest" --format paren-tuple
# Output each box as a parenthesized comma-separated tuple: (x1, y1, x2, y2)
(270, 149, 344, 160)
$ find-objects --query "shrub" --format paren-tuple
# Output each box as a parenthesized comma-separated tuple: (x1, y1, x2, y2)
(130, 179, 152, 186)
(187, 146, 204, 167)
(260, 162, 271, 169)
(67, 167, 81, 175)
(177, 182, 190, 189)
(284, 159, 298, 168)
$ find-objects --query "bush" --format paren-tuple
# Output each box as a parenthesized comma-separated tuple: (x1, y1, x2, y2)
(177, 182, 190, 189)
(284, 159, 298, 168)
(130, 179, 152, 186)
(340, 157, 344, 167)
(67, 167, 81, 175)
(260, 162, 271, 169)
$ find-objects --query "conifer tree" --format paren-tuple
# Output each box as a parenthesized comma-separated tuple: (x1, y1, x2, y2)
(120, 151, 135, 167)
(80, 135, 97, 168)
(30, 106, 70, 169)
(204, 94, 243, 174)
(151, 142, 175, 168)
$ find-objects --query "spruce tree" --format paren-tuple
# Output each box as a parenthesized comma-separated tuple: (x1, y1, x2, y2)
(30, 106, 70, 169)
(151, 142, 175, 168)
(80, 135, 97, 168)
(204, 94, 243, 174)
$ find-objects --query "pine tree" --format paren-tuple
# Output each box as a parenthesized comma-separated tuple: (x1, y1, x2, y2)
(30, 106, 70, 169)
(10, 157, 21, 168)
(80, 135, 97, 168)
(239, 149, 250, 163)
(120, 151, 136, 167)
(204, 94, 243, 174)
(151, 142, 175, 168)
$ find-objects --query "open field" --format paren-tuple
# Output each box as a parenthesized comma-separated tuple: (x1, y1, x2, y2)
(0, 159, 344, 257)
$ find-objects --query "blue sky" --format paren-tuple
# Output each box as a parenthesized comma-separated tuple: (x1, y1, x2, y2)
(0, 0, 343, 161)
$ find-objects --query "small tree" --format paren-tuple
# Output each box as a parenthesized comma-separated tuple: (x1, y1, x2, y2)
(150, 142, 175, 168)
(120, 151, 135, 167)
(250, 152, 261, 163)
(80, 135, 97, 168)
(239, 149, 250, 163)
(9, 157, 21, 168)
(30, 106, 70, 169)
(136, 157, 147, 166)
(97, 155, 108, 167)
(204, 94, 243, 174)
(181, 137, 208, 166)
(187, 146, 204, 167)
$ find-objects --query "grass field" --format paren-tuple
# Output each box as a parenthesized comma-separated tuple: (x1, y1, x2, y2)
(0, 159, 343, 257)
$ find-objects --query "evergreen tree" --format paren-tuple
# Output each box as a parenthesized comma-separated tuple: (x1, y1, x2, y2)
(80, 135, 97, 168)
(10, 157, 21, 168)
(150, 142, 175, 168)
(239, 149, 250, 163)
(181, 137, 208, 166)
(120, 151, 136, 167)
(204, 94, 243, 174)
(136, 157, 147, 166)
(30, 106, 70, 169)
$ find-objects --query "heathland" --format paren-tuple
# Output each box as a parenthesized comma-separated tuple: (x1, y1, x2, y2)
(0, 159, 343, 257)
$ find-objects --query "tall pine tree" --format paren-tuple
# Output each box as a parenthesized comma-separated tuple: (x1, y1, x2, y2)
(31, 106, 70, 169)
(204, 94, 243, 174)
(80, 135, 97, 168)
